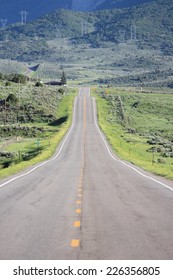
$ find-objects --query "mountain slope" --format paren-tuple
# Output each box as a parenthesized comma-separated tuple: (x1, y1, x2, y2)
(0, 0, 154, 24)
(0, 0, 173, 87)
(0, 0, 172, 64)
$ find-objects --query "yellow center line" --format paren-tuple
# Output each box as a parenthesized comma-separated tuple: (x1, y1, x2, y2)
(84, 96, 86, 130)
(71, 94, 87, 249)
(74, 221, 81, 228)
(76, 200, 82, 204)
(76, 209, 81, 214)
(71, 240, 80, 248)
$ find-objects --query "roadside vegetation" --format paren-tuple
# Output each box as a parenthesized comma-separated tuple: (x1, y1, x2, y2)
(94, 87, 173, 180)
(0, 78, 77, 178)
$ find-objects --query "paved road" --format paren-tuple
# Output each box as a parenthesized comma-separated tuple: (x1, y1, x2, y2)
(0, 88, 173, 260)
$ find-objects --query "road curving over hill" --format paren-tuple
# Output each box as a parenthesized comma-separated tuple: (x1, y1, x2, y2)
(0, 88, 173, 260)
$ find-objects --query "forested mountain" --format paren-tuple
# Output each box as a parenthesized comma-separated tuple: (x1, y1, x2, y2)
(0, 0, 154, 24)
(0, 0, 172, 56)
(0, 0, 173, 87)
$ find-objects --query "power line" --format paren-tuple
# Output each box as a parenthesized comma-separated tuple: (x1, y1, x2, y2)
(19, 11, 28, 25)
(119, 29, 126, 43)
(1, 19, 7, 28)
(82, 21, 88, 36)
(131, 25, 137, 41)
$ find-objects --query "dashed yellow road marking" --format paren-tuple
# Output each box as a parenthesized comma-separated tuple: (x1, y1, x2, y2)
(71, 96, 87, 249)
(71, 240, 80, 248)
(76, 209, 81, 214)
(84, 96, 86, 130)
(76, 200, 82, 204)
(74, 221, 81, 227)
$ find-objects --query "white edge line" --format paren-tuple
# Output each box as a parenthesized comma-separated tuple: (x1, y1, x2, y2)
(92, 97, 117, 162)
(92, 97, 173, 192)
(0, 97, 78, 189)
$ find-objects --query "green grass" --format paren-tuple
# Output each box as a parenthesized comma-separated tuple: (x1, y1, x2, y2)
(0, 91, 77, 178)
(94, 87, 173, 180)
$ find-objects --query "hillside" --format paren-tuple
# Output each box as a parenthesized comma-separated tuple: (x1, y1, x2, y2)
(1, 0, 173, 55)
(1, 0, 173, 48)
(89, 0, 173, 54)
(0, 0, 154, 24)
(0, 0, 173, 87)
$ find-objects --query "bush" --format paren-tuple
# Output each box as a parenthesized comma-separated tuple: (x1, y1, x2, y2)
(58, 88, 65, 95)
(158, 158, 166, 164)
(0, 151, 16, 159)
(6, 93, 18, 105)
(5, 81, 12, 86)
(0, 73, 4, 80)
(8, 74, 28, 84)
(35, 81, 43, 87)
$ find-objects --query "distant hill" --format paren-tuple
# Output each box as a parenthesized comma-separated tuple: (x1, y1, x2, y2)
(0, 0, 154, 24)
(0, 0, 173, 88)
(1, 0, 172, 55)
(87, 0, 173, 54)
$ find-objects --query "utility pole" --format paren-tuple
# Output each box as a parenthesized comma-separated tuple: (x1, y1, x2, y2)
(82, 21, 87, 36)
(20, 11, 28, 25)
(4, 34, 9, 42)
(81, 21, 84, 36)
(84, 21, 87, 35)
(55, 25, 62, 39)
(1, 19, 7, 28)
(119, 29, 125, 43)
(131, 25, 137, 41)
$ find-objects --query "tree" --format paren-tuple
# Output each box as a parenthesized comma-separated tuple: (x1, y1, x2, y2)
(61, 71, 67, 85)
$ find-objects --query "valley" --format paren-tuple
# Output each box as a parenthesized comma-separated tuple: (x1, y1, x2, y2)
(0, 0, 173, 265)
(0, 0, 173, 87)
(0, 0, 172, 184)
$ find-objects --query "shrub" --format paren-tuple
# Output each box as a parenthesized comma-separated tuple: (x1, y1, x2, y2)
(35, 81, 43, 87)
(5, 81, 11, 86)
(58, 88, 65, 95)
(8, 74, 28, 84)
(6, 93, 18, 105)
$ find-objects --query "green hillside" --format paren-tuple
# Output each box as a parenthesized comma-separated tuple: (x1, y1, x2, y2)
(1, 0, 173, 55)
(86, 0, 173, 54)
(0, 0, 173, 86)
(95, 87, 173, 180)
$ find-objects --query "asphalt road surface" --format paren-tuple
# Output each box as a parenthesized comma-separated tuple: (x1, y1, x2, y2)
(0, 88, 173, 260)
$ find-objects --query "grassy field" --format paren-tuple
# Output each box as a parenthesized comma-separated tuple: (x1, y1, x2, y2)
(94, 87, 173, 180)
(0, 84, 77, 178)
(1, 37, 173, 88)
